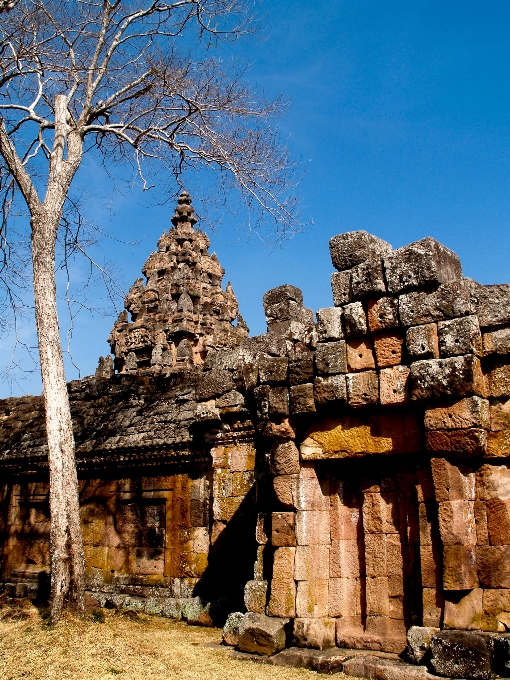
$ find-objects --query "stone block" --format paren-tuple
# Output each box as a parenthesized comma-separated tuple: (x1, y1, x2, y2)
(316, 307, 344, 341)
(490, 398, 510, 431)
(295, 510, 330, 545)
(406, 323, 439, 360)
(223, 611, 244, 646)
(477, 546, 510, 588)
(489, 364, 510, 398)
(380, 365, 410, 405)
(426, 429, 487, 456)
(343, 301, 368, 336)
(351, 257, 387, 299)
(273, 475, 299, 510)
(196, 369, 235, 400)
(270, 440, 300, 475)
(443, 545, 478, 590)
(265, 300, 302, 324)
(346, 338, 376, 371)
(231, 470, 254, 497)
(268, 386, 289, 416)
(296, 579, 329, 618)
(366, 576, 390, 617)
(212, 496, 243, 522)
(229, 444, 256, 471)
(443, 588, 483, 631)
(272, 512, 296, 547)
(474, 501, 489, 545)
(330, 493, 360, 541)
(420, 545, 441, 588)
(483, 327, 510, 356)
(288, 353, 314, 385)
(331, 270, 353, 306)
(399, 279, 475, 327)
(267, 547, 296, 618)
(384, 237, 462, 295)
(486, 499, 510, 545)
(295, 544, 330, 581)
(494, 634, 510, 677)
(237, 612, 290, 656)
(470, 282, 510, 327)
(438, 315, 482, 357)
(475, 463, 510, 501)
(315, 341, 347, 375)
(438, 500, 476, 545)
(367, 296, 400, 332)
(296, 468, 330, 511)
(365, 533, 387, 577)
(343, 655, 437, 679)
(425, 396, 489, 431)
(423, 588, 444, 628)
(430, 458, 475, 501)
(418, 502, 437, 545)
(429, 630, 494, 680)
(292, 618, 336, 650)
(410, 355, 485, 401)
(289, 383, 316, 414)
(346, 371, 379, 407)
(487, 427, 510, 459)
(363, 492, 385, 534)
(373, 333, 404, 368)
(329, 231, 392, 272)
(330, 539, 360, 579)
(313, 375, 347, 404)
(263, 284, 303, 308)
(258, 357, 288, 384)
(406, 626, 440, 664)
(244, 580, 268, 614)
(328, 577, 360, 617)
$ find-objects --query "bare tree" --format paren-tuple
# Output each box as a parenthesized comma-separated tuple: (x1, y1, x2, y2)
(0, 0, 297, 623)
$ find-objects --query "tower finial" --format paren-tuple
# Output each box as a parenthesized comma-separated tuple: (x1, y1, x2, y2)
(171, 190, 197, 231)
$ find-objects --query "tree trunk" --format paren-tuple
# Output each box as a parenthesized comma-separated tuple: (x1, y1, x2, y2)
(31, 213, 86, 623)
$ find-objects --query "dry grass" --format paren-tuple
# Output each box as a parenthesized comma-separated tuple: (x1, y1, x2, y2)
(0, 602, 347, 680)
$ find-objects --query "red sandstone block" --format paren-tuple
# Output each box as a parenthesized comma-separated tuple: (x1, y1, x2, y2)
(423, 588, 444, 627)
(297, 469, 330, 511)
(386, 534, 404, 576)
(373, 333, 404, 368)
(229, 444, 256, 472)
(330, 539, 361, 579)
(387, 573, 404, 598)
(346, 371, 379, 407)
(425, 396, 489, 431)
(267, 578, 296, 618)
(366, 576, 390, 617)
(271, 512, 296, 547)
(296, 510, 330, 545)
(367, 297, 399, 333)
(420, 544, 441, 588)
(486, 499, 510, 545)
(430, 457, 476, 502)
(330, 496, 360, 541)
(346, 338, 376, 372)
(292, 617, 337, 650)
(362, 493, 384, 533)
(365, 615, 406, 639)
(437, 500, 476, 546)
(474, 501, 489, 545)
(273, 474, 299, 509)
(379, 365, 410, 405)
(389, 596, 404, 620)
(296, 578, 329, 618)
(442, 545, 478, 590)
(426, 428, 487, 456)
(328, 577, 360, 617)
(365, 534, 387, 577)
(477, 545, 510, 588)
(295, 544, 330, 581)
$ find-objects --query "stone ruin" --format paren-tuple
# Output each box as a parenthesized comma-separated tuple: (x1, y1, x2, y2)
(2, 193, 510, 678)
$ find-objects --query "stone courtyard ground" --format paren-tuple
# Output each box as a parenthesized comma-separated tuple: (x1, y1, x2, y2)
(0, 602, 344, 680)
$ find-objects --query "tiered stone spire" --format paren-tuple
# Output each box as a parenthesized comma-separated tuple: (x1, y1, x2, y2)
(107, 191, 249, 373)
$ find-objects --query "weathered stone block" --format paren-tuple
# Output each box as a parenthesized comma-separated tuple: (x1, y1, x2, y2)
(443, 588, 483, 631)
(237, 612, 290, 655)
(313, 375, 347, 404)
(373, 333, 404, 368)
(296, 466, 329, 511)
(346, 338, 376, 371)
(263, 284, 303, 309)
(346, 371, 379, 407)
(290, 383, 316, 414)
(470, 282, 510, 328)
(292, 617, 336, 650)
(343, 301, 367, 336)
(351, 258, 387, 299)
(384, 237, 462, 295)
(406, 323, 439, 360)
(410, 355, 485, 401)
(330, 539, 360, 579)
(230, 443, 256, 471)
(271, 440, 300, 476)
(483, 327, 510, 356)
(258, 357, 288, 384)
(265, 300, 302, 324)
(315, 341, 347, 375)
(425, 397, 489, 431)
(489, 363, 510, 398)
(443, 545, 478, 590)
(438, 315, 482, 357)
(438, 500, 476, 545)
(380, 365, 410, 405)
(273, 475, 299, 510)
(426, 429, 487, 456)
(486, 499, 510, 545)
(429, 630, 494, 680)
(268, 386, 290, 416)
(295, 544, 330, 581)
(367, 296, 399, 332)
(423, 588, 444, 628)
(272, 512, 296, 547)
(405, 626, 440, 664)
(267, 547, 296, 618)
(196, 369, 235, 400)
(244, 580, 268, 614)
(296, 579, 329, 618)
(223, 611, 244, 646)
(330, 495, 360, 541)
(288, 353, 314, 385)
(331, 270, 353, 306)
(366, 576, 390, 617)
(430, 458, 475, 501)
(328, 577, 360, 617)
(399, 279, 475, 327)
(295, 510, 330, 545)
(477, 546, 510, 588)
(329, 231, 392, 272)
(365, 533, 387, 577)
(316, 307, 344, 341)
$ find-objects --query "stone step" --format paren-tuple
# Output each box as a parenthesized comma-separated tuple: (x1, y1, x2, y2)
(342, 654, 444, 679)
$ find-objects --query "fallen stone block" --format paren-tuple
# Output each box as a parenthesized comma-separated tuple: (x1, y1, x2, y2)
(405, 625, 440, 664)
(237, 612, 290, 655)
(329, 231, 392, 272)
(384, 237, 462, 295)
(181, 597, 213, 626)
(269, 646, 348, 673)
(429, 630, 494, 680)
(223, 611, 244, 646)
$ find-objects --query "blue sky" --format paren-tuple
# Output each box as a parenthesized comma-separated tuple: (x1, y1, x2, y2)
(1, 0, 509, 397)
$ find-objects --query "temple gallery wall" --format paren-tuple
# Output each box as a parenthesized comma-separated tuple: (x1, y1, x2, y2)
(2, 192, 510, 676)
